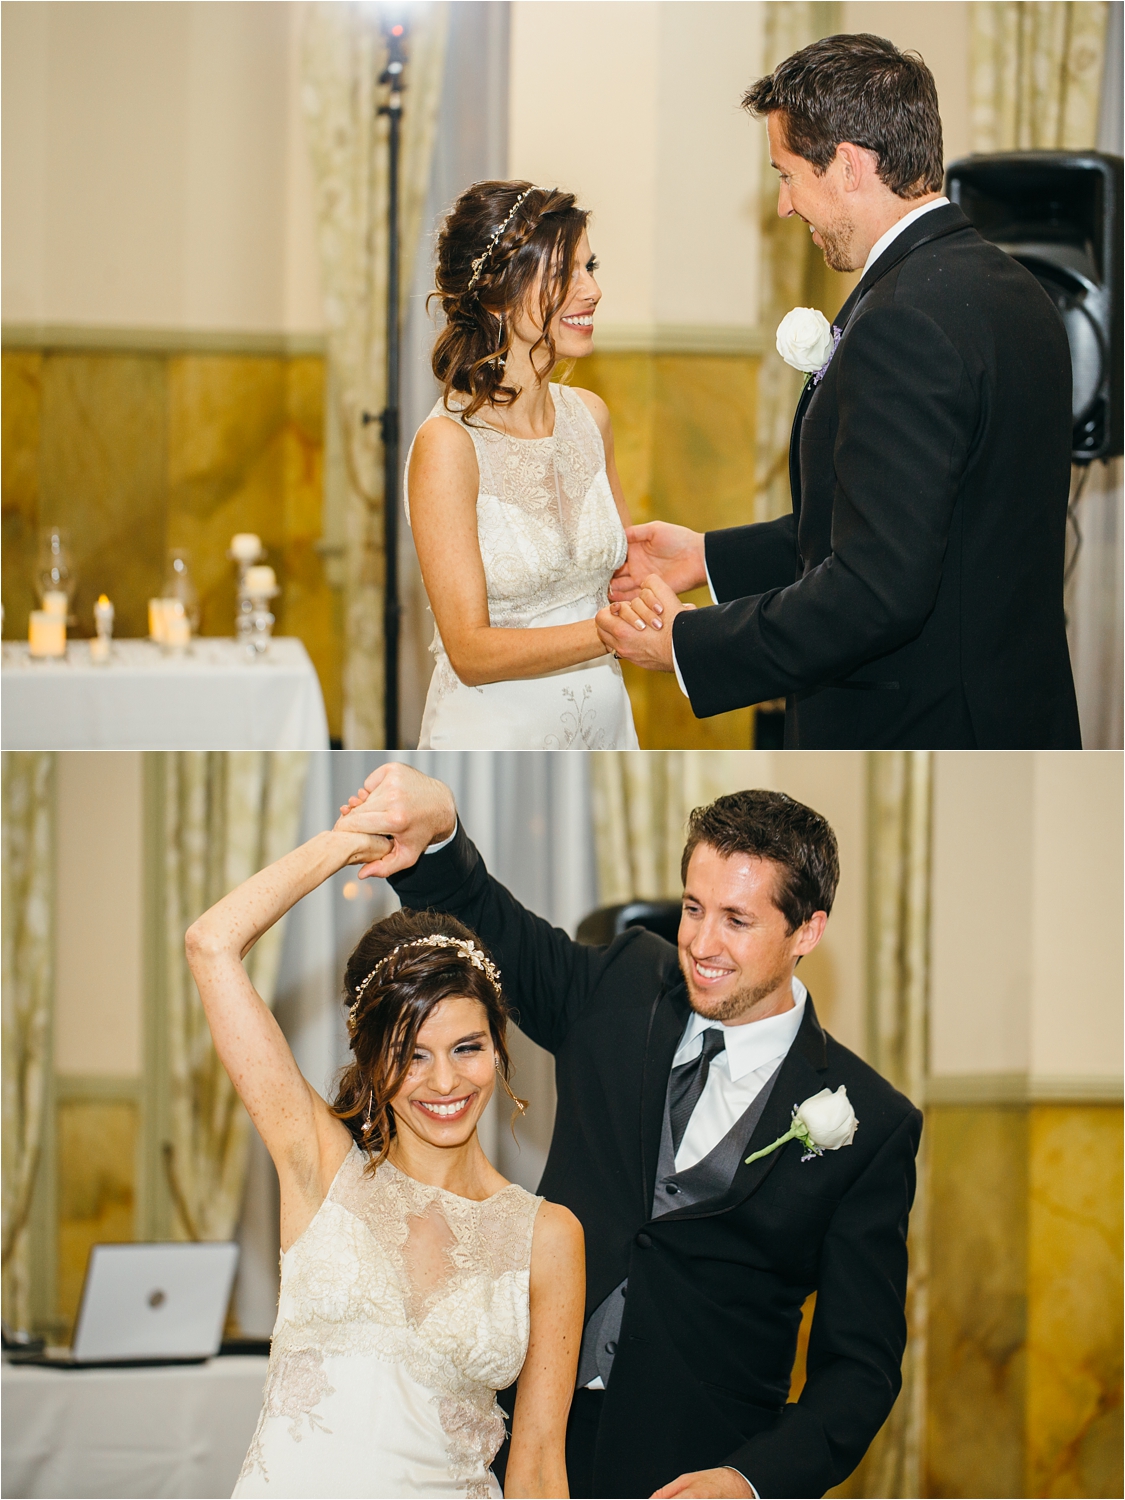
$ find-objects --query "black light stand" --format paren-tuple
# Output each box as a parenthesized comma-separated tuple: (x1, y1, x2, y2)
(370, 17, 407, 749)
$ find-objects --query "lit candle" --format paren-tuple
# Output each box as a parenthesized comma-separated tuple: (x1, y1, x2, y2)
(244, 565, 277, 597)
(42, 590, 68, 618)
(148, 598, 167, 642)
(230, 533, 263, 563)
(90, 595, 115, 663)
(29, 610, 66, 658)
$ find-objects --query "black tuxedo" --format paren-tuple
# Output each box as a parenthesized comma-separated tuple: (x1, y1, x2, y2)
(673, 203, 1082, 749)
(391, 827, 923, 1499)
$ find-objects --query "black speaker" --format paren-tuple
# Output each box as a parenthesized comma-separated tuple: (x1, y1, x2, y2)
(575, 901, 682, 947)
(945, 151, 1123, 463)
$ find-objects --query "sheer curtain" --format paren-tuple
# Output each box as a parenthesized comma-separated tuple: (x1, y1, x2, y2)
(302, 2, 450, 747)
(398, 2, 512, 747)
(1, 754, 55, 1333)
(157, 753, 308, 1246)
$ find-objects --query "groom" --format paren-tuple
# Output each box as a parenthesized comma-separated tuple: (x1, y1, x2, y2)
(598, 33, 1081, 750)
(338, 763, 922, 1499)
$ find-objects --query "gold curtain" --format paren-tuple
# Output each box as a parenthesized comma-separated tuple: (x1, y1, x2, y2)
(160, 752, 308, 1242)
(754, 1, 842, 524)
(302, 2, 449, 748)
(970, 1, 1110, 151)
(837, 751, 933, 1499)
(589, 751, 774, 902)
(1, 753, 55, 1331)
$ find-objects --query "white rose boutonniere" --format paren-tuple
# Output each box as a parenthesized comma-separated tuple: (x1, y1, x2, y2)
(775, 307, 842, 385)
(745, 1086, 859, 1166)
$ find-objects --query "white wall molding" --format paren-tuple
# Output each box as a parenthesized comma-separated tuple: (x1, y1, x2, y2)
(925, 1072, 1124, 1105)
(592, 322, 768, 356)
(1, 322, 326, 356)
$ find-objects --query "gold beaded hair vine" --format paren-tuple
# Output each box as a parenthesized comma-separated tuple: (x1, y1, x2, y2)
(347, 936, 503, 1031)
(466, 187, 535, 291)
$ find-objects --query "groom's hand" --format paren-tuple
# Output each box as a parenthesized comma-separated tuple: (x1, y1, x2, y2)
(334, 763, 457, 880)
(609, 521, 707, 602)
(596, 574, 694, 672)
(651, 1468, 756, 1498)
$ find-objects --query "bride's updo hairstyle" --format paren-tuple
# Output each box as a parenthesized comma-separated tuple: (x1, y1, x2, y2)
(331, 908, 523, 1168)
(431, 179, 590, 421)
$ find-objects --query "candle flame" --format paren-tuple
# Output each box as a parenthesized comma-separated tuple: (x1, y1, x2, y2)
(97, 594, 110, 605)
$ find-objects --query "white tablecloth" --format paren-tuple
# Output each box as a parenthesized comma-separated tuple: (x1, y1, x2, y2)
(1, 1355, 267, 1499)
(2, 638, 330, 750)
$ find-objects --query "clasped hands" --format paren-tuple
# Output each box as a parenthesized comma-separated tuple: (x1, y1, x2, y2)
(596, 520, 708, 672)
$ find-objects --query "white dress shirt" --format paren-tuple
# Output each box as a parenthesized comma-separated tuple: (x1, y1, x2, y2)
(671, 195, 950, 697)
(672, 978, 807, 1171)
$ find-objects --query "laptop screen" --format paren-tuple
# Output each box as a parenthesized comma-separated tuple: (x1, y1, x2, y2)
(72, 1242, 239, 1362)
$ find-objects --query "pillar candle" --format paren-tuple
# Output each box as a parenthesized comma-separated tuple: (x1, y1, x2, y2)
(29, 610, 66, 657)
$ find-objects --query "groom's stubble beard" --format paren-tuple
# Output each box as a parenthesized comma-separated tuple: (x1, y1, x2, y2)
(815, 215, 859, 273)
(680, 952, 796, 1024)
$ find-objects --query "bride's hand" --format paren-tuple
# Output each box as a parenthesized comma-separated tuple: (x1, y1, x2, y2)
(334, 763, 457, 880)
(609, 522, 707, 602)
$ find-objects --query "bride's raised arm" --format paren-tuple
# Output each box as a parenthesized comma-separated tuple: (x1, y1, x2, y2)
(185, 825, 391, 1245)
(408, 417, 615, 687)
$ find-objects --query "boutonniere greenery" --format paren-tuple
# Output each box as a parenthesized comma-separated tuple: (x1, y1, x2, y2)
(745, 1085, 859, 1166)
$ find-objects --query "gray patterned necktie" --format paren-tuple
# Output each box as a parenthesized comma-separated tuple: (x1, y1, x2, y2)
(668, 1028, 726, 1155)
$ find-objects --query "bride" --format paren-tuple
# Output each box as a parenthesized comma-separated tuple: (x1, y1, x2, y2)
(185, 820, 583, 1498)
(406, 180, 639, 749)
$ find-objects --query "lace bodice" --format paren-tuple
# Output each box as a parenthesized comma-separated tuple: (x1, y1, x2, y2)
(240, 1148, 542, 1497)
(405, 383, 627, 633)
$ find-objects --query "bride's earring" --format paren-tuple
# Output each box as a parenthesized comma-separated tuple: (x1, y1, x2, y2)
(362, 1088, 375, 1135)
(492, 314, 505, 369)
(495, 1058, 527, 1115)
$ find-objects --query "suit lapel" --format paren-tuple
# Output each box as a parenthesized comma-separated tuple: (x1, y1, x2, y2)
(658, 996, 830, 1222)
(639, 964, 691, 1210)
(785, 205, 973, 512)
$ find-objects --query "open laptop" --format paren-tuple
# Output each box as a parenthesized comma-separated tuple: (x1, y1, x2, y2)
(10, 1241, 239, 1368)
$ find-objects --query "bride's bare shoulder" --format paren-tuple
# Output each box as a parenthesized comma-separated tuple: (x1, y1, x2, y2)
(569, 385, 612, 435)
(410, 412, 478, 485)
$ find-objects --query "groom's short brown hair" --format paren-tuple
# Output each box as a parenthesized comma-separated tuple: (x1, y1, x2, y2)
(681, 790, 840, 932)
(744, 32, 944, 199)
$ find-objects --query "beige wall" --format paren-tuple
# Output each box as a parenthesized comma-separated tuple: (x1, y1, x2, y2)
(54, 752, 144, 1077)
(509, 0, 765, 335)
(930, 751, 1123, 1085)
(842, 2, 972, 166)
(1, 0, 322, 333)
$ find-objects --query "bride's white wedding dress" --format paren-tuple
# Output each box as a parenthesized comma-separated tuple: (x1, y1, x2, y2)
(406, 382, 640, 749)
(233, 1146, 542, 1499)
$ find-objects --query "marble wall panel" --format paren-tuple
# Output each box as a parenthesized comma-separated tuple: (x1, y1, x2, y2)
(55, 1098, 137, 1337)
(926, 1104, 1028, 1498)
(576, 351, 759, 749)
(1, 351, 43, 637)
(40, 353, 168, 641)
(1026, 1104, 1123, 1499)
(2, 346, 342, 738)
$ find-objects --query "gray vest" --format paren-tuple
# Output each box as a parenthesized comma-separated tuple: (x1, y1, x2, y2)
(576, 1060, 782, 1389)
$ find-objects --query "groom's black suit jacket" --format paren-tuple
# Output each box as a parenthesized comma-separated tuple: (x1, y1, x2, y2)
(673, 203, 1082, 749)
(391, 828, 923, 1499)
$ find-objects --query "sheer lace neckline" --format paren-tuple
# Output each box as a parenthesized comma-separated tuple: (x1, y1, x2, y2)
(382, 1155, 520, 1206)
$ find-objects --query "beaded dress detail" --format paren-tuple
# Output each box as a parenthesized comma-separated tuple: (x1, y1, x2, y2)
(405, 384, 639, 749)
(233, 1147, 542, 1499)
